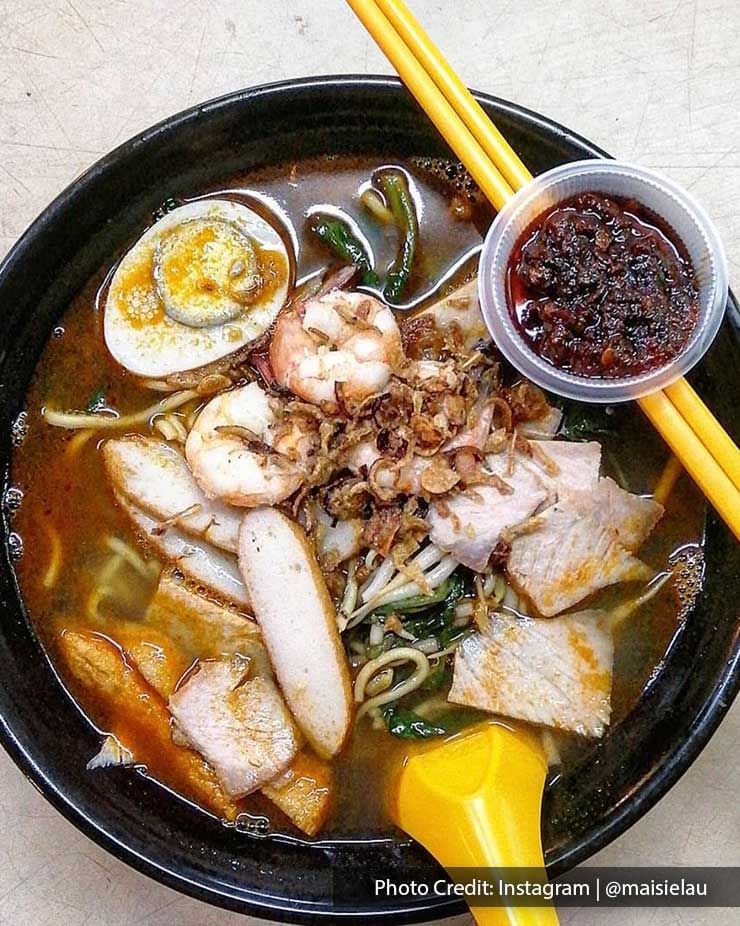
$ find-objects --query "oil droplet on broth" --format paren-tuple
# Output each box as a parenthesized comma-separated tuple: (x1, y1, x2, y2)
(11, 412, 27, 447)
(7, 532, 24, 561)
(669, 543, 705, 620)
(4, 486, 24, 514)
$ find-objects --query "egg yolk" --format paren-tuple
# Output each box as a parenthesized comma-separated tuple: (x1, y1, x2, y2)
(154, 218, 264, 328)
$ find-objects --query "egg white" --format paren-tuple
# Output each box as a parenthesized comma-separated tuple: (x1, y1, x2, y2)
(104, 200, 290, 378)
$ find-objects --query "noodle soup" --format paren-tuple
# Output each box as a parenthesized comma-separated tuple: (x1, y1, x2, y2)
(10, 155, 705, 838)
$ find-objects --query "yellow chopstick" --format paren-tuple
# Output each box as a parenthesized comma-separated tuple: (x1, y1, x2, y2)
(348, 0, 740, 534)
(665, 378, 740, 491)
(373, 0, 532, 190)
(345, 0, 514, 210)
(640, 391, 740, 538)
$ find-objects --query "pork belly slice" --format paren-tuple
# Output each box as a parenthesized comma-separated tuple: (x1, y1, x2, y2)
(104, 436, 241, 553)
(523, 444, 663, 547)
(408, 277, 489, 349)
(239, 508, 353, 759)
(523, 440, 601, 502)
(449, 610, 613, 737)
(169, 656, 299, 799)
(427, 459, 548, 572)
(518, 406, 563, 440)
(582, 477, 664, 552)
(507, 503, 653, 617)
(115, 491, 250, 607)
(147, 570, 264, 662)
(262, 751, 334, 837)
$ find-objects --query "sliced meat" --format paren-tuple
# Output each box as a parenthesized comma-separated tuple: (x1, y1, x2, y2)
(169, 656, 299, 798)
(239, 508, 353, 759)
(411, 277, 489, 349)
(116, 492, 250, 607)
(581, 477, 664, 552)
(518, 406, 563, 439)
(104, 436, 241, 552)
(146, 570, 264, 662)
(507, 503, 653, 617)
(58, 629, 239, 818)
(448, 610, 613, 737)
(443, 401, 496, 452)
(427, 459, 547, 572)
(522, 440, 601, 502)
(262, 751, 334, 837)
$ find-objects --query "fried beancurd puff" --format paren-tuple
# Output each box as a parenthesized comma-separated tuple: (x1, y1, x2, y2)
(59, 622, 334, 834)
(57, 628, 239, 819)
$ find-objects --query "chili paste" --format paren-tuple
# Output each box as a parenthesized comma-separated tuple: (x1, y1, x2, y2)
(507, 192, 699, 378)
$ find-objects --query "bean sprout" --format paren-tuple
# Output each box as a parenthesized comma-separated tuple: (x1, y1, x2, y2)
(337, 558, 359, 631)
(360, 543, 445, 604)
(482, 572, 497, 597)
(360, 187, 393, 224)
(454, 600, 474, 619)
(413, 637, 439, 655)
(153, 413, 188, 443)
(350, 552, 458, 623)
(540, 730, 561, 767)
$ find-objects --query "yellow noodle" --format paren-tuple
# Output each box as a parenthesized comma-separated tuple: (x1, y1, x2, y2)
(42, 389, 199, 432)
(104, 536, 158, 579)
(654, 455, 683, 506)
(42, 522, 62, 589)
(354, 647, 430, 719)
(63, 429, 94, 460)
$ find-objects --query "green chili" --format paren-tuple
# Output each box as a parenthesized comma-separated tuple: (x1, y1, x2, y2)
(376, 169, 419, 302)
(308, 212, 378, 285)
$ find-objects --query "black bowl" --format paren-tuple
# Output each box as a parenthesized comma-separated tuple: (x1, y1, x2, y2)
(0, 76, 738, 924)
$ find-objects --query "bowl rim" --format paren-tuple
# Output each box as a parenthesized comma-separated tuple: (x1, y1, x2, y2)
(0, 74, 738, 924)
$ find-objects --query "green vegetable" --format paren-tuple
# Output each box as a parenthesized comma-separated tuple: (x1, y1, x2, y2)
(559, 401, 616, 441)
(308, 212, 378, 285)
(375, 169, 419, 302)
(420, 658, 450, 692)
(383, 707, 446, 739)
(383, 705, 482, 739)
(373, 573, 465, 617)
(85, 387, 107, 413)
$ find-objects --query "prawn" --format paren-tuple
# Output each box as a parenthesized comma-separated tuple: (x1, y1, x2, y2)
(185, 382, 316, 507)
(269, 290, 404, 411)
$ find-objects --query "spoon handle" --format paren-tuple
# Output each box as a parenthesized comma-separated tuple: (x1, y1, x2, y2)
(394, 723, 560, 926)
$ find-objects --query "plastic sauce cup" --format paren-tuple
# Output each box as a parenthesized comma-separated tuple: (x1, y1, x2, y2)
(478, 160, 729, 403)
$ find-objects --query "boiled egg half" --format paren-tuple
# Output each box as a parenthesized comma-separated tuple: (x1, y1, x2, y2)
(104, 199, 291, 378)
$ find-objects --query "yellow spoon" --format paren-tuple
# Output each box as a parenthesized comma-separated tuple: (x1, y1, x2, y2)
(393, 721, 559, 925)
